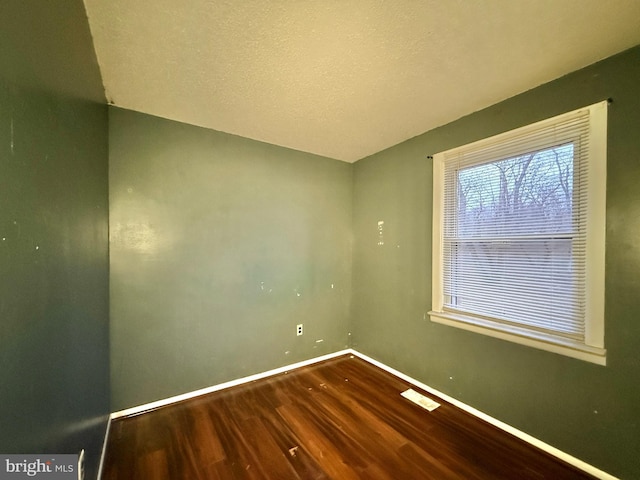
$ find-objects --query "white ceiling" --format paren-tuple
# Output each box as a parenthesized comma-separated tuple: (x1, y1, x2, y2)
(83, 0, 640, 162)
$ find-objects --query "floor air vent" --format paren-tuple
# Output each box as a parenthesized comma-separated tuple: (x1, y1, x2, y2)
(401, 388, 440, 411)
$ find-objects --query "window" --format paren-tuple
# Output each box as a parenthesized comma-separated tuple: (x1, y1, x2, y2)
(430, 101, 607, 365)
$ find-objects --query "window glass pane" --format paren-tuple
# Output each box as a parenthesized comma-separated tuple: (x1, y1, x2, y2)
(456, 144, 574, 237)
(432, 102, 607, 361)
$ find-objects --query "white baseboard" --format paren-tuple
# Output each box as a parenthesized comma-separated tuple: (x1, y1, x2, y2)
(106, 348, 617, 480)
(110, 349, 352, 419)
(96, 415, 111, 480)
(350, 349, 618, 480)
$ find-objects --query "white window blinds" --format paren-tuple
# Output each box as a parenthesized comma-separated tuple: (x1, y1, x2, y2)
(431, 101, 607, 363)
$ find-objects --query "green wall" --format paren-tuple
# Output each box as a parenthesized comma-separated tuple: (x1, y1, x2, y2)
(353, 45, 640, 478)
(109, 108, 353, 411)
(0, 2, 110, 479)
(3, 2, 636, 476)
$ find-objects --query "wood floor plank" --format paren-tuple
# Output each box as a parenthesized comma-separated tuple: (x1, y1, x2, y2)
(102, 355, 597, 479)
(258, 406, 330, 480)
(190, 404, 227, 464)
(137, 449, 169, 480)
(238, 415, 301, 479)
(276, 402, 363, 480)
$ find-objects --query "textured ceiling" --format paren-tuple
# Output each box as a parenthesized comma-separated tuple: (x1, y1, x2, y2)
(83, 0, 640, 162)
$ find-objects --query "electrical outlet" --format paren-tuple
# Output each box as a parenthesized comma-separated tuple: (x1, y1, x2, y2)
(77, 449, 85, 480)
(296, 324, 303, 336)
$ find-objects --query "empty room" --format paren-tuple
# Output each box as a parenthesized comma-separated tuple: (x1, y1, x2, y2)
(2, 1, 640, 479)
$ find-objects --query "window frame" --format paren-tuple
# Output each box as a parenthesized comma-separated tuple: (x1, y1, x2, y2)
(429, 101, 607, 365)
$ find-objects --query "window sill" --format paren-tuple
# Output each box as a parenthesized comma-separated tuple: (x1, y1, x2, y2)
(428, 310, 606, 366)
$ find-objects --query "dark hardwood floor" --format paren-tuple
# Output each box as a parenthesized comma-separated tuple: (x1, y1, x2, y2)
(102, 355, 596, 479)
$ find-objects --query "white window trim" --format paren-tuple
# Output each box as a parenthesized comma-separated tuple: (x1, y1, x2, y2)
(429, 101, 607, 366)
